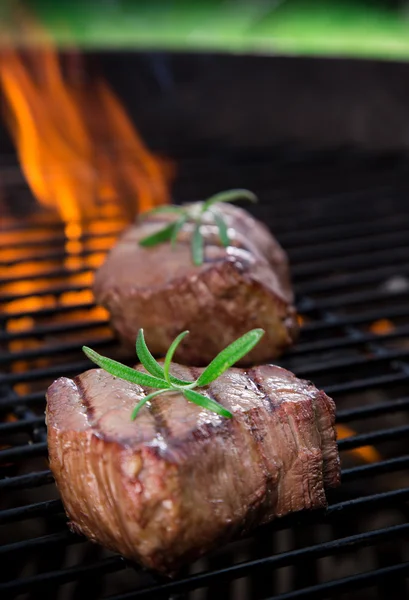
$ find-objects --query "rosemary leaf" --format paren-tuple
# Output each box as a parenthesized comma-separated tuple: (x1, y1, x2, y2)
(82, 346, 169, 389)
(192, 221, 204, 266)
(135, 329, 165, 379)
(163, 330, 189, 384)
(183, 389, 233, 418)
(213, 212, 230, 247)
(195, 328, 265, 387)
(140, 206, 184, 218)
(139, 222, 177, 247)
(131, 389, 167, 420)
(201, 189, 257, 213)
(171, 214, 188, 249)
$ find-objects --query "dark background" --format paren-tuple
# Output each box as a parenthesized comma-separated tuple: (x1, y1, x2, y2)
(3, 52, 409, 159)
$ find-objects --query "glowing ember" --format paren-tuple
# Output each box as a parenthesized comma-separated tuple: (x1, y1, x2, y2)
(369, 319, 395, 335)
(336, 424, 382, 463)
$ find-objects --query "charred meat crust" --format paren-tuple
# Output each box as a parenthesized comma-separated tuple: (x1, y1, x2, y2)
(93, 202, 299, 365)
(46, 363, 340, 576)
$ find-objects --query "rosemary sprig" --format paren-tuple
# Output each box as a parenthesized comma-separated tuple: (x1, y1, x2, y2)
(82, 327, 264, 421)
(138, 188, 257, 266)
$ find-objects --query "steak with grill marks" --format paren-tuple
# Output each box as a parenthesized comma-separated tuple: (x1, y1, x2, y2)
(46, 362, 340, 575)
(93, 202, 298, 365)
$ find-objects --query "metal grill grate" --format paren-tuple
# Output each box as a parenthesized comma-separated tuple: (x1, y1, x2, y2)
(2, 150, 409, 599)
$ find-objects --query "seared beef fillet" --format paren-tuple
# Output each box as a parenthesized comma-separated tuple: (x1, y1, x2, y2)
(93, 202, 298, 365)
(46, 363, 340, 575)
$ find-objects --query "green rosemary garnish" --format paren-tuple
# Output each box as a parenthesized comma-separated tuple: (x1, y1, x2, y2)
(82, 327, 264, 421)
(138, 189, 258, 266)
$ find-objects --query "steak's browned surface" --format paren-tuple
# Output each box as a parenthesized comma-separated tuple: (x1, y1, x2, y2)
(46, 363, 340, 575)
(93, 203, 298, 365)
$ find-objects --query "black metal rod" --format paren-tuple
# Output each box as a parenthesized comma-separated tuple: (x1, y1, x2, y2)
(2, 266, 93, 285)
(0, 417, 45, 434)
(325, 371, 409, 396)
(0, 556, 126, 596)
(0, 442, 48, 462)
(292, 242, 409, 279)
(287, 324, 409, 357)
(0, 470, 53, 490)
(0, 499, 63, 524)
(0, 284, 90, 303)
(337, 425, 409, 450)
(336, 396, 409, 421)
(104, 523, 409, 599)
(0, 319, 109, 343)
(0, 337, 115, 366)
(0, 302, 96, 323)
(0, 530, 81, 556)
(341, 455, 409, 482)
(263, 562, 409, 600)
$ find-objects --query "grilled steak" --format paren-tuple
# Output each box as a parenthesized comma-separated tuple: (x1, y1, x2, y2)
(93, 202, 298, 365)
(46, 362, 340, 575)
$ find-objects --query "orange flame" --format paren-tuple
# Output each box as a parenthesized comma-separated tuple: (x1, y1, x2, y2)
(0, 18, 172, 225)
(336, 424, 382, 463)
(369, 319, 395, 335)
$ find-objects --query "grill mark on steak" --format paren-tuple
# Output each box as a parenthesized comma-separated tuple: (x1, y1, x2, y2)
(147, 395, 172, 448)
(73, 374, 91, 419)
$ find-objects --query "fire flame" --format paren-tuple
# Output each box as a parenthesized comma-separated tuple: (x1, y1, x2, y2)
(0, 14, 174, 399)
(0, 20, 172, 225)
(336, 424, 381, 463)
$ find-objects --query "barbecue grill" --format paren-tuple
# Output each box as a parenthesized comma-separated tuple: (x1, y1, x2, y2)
(2, 148, 409, 600)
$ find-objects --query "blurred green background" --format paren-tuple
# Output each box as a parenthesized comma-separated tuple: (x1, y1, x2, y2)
(2, 0, 409, 61)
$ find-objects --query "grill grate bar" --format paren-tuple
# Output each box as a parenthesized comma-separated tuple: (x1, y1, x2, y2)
(0, 457, 407, 523)
(0, 302, 96, 322)
(104, 523, 409, 600)
(0, 337, 115, 365)
(287, 325, 409, 357)
(0, 499, 62, 524)
(0, 319, 109, 342)
(300, 287, 409, 314)
(0, 530, 81, 556)
(322, 371, 409, 395)
(0, 556, 126, 597)
(0, 442, 47, 462)
(3, 220, 409, 273)
(0, 284, 90, 303)
(337, 425, 409, 450)
(1, 267, 94, 285)
(296, 262, 409, 296)
(288, 227, 409, 263)
(4, 336, 409, 386)
(0, 470, 54, 490)
(1, 391, 48, 410)
(277, 212, 409, 246)
(4, 324, 409, 366)
(2, 487, 408, 557)
(266, 563, 409, 600)
(287, 347, 409, 378)
(0, 360, 92, 385)
(0, 417, 45, 434)
(301, 304, 409, 332)
(336, 396, 409, 421)
(292, 244, 409, 278)
(341, 455, 409, 482)
(0, 228, 124, 251)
